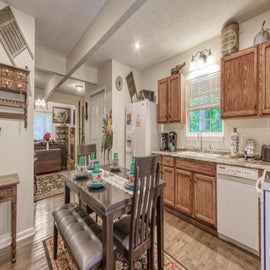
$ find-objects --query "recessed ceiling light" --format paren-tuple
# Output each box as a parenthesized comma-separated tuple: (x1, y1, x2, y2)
(134, 42, 141, 49)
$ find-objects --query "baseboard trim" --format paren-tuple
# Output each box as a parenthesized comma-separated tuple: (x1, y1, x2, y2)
(0, 233, 11, 249)
(0, 227, 35, 249)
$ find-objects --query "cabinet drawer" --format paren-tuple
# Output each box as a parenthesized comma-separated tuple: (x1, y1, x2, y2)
(175, 158, 216, 176)
(161, 155, 174, 167)
(0, 188, 12, 202)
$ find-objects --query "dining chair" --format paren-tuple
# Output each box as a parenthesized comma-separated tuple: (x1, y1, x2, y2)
(77, 144, 98, 220)
(77, 144, 97, 166)
(113, 155, 160, 270)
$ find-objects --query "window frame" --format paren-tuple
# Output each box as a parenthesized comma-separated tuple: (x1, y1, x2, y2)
(34, 111, 52, 141)
(185, 69, 224, 138)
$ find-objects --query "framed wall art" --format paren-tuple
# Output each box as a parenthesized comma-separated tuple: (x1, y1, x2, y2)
(52, 107, 71, 124)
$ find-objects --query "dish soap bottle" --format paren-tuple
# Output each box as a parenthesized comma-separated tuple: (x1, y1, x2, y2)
(230, 127, 239, 157)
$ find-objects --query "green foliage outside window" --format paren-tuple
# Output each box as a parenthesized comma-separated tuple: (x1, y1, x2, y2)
(187, 72, 222, 135)
(189, 107, 222, 133)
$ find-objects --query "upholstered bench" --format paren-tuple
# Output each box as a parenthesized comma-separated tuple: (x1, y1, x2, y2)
(52, 203, 103, 270)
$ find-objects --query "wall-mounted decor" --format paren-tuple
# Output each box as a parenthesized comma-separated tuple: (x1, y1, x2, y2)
(52, 107, 71, 124)
(126, 72, 138, 103)
(115, 75, 123, 91)
(0, 62, 29, 128)
(0, 6, 34, 66)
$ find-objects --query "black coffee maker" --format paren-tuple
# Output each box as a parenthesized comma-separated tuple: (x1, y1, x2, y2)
(168, 131, 177, 152)
(160, 133, 168, 151)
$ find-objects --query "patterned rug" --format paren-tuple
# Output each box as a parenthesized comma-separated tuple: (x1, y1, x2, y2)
(43, 235, 187, 270)
(34, 173, 64, 202)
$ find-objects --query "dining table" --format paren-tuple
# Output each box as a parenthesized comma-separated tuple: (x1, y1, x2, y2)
(62, 165, 166, 270)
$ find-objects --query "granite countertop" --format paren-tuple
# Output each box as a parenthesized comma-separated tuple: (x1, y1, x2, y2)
(152, 150, 270, 171)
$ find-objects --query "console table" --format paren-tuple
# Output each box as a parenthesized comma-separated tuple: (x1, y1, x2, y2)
(0, 173, 19, 263)
(34, 149, 61, 174)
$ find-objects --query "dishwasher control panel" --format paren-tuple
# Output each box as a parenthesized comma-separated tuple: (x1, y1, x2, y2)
(217, 164, 258, 181)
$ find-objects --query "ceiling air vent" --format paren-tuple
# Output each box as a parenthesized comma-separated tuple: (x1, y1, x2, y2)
(0, 6, 33, 65)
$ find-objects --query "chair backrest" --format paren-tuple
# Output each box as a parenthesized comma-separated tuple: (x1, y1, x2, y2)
(129, 155, 160, 255)
(77, 144, 96, 166)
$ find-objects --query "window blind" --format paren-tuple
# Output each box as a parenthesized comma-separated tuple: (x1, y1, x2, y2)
(186, 71, 220, 110)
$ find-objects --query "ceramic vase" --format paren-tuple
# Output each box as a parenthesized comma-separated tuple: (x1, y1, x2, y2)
(46, 141, 49, 150)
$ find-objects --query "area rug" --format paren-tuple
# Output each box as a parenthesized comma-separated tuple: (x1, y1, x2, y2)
(34, 173, 64, 202)
(43, 235, 187, 270)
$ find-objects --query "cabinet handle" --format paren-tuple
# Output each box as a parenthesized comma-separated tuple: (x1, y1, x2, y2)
(0, 192, 4, 199)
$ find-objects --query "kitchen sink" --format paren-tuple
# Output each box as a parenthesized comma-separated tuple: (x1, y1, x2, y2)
(177, 151, 221, 159)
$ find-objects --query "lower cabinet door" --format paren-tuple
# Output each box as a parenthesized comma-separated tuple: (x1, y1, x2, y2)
(162, 165, 175, 206)
(193, 173, 216, 227)
(175, 169, 193, 215)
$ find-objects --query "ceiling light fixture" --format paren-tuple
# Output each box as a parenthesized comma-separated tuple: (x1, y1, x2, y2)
(34, 98, 47, 109)
(134, 42, 141, 49)
(75, 85, 83, 92)
(190, 48, 213, 70)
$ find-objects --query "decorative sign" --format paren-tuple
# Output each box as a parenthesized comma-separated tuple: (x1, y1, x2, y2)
(221, 22, 239, 56)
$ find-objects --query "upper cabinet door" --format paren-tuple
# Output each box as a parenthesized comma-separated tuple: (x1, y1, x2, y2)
(168, 75, 181, 122)
(158, 77, 168, 123)
(221, 47, 258, 118)
(157, 74, 185, 123)
(259, 40, 270, 115)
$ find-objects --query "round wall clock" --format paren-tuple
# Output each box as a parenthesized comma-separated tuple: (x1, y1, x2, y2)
(115, 76, 123, 91)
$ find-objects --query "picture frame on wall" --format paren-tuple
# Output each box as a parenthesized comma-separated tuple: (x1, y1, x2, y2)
(52, 107, 71, 124)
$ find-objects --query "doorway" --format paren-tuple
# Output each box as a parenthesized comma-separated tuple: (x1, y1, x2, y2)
(89, 89, 106, 164)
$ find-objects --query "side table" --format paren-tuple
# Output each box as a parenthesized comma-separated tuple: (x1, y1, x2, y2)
(0, 173, 19, 263)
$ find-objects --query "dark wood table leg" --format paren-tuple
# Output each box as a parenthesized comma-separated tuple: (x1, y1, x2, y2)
(157, 192, 164, 270)
(64, 181, 70, 204)
(103, 214, 114, 270)
(11, 186, 17, 263)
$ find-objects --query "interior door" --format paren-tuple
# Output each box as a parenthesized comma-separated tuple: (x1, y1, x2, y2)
(90, 89, 105, 164)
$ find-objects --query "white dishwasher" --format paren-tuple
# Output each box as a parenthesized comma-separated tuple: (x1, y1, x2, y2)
(217, 164, 259, 255)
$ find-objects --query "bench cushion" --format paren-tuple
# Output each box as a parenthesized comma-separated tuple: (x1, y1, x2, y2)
(52, 203, 103, 270)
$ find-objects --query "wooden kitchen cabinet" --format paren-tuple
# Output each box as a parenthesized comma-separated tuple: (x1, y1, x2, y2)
(175, 168, 192, 215)
(259, 40, 270, 115)
(160, 156, 175, 206)
(221, 40, 270, 118)
(157, 74, 185, 123)
(221, 46, 258, 118)
(175, 158, 216, 227)
(193, 173, 216, 226)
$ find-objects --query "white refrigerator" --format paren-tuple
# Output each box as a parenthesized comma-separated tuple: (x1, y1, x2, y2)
(125, 100, 160, 168)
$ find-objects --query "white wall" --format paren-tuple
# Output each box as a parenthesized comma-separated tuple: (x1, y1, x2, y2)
(0, 2, 35, 246)
(111, 59, 142, 167)
(142, 9, 270, 154)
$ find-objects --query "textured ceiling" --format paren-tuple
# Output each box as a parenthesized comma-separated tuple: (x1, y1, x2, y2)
(3, 0, 108, 56)
(86, 0, 270, 70)
(2, 0, 270, 96)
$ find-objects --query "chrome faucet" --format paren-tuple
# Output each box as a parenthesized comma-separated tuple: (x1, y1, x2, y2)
(197, 132, 202, 151)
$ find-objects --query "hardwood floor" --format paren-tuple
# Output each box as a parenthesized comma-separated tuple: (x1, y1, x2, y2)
(0, 194, 260, 270)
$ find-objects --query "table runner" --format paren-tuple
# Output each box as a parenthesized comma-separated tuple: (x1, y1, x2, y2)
(100, 168, 133, 195)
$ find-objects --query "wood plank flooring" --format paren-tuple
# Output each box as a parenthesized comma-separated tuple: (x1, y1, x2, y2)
(0, 194, 260, 270)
